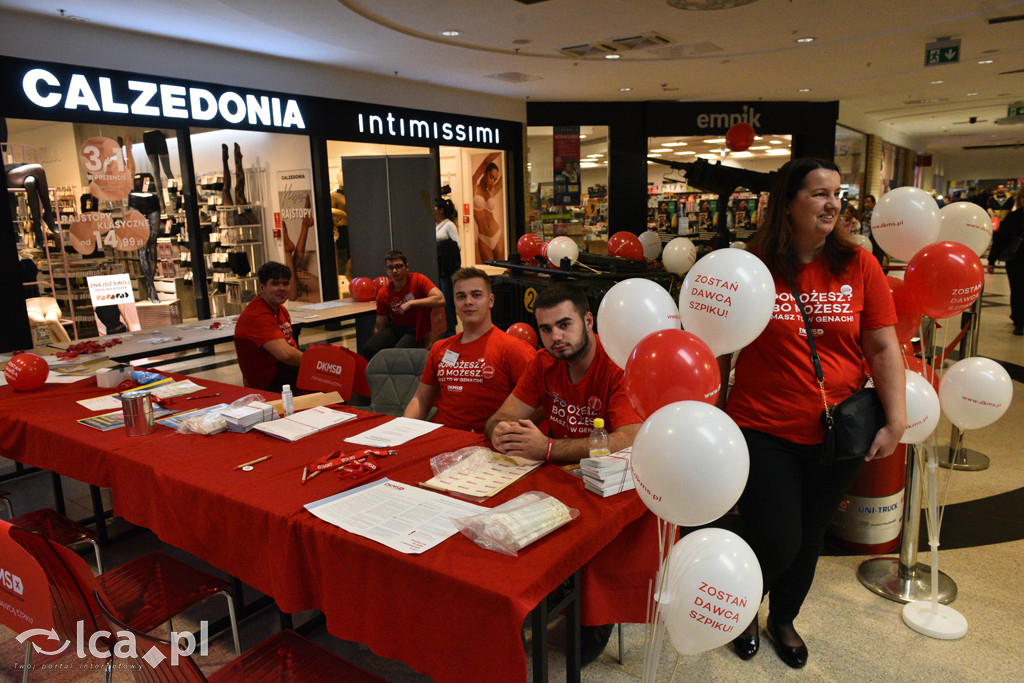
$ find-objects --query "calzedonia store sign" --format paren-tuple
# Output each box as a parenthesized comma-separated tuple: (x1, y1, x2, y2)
(0, 55, 515, 148)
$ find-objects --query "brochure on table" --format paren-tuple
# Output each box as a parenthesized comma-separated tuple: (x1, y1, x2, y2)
(344, 417, 443, 447)
(305, 478, 486, 554)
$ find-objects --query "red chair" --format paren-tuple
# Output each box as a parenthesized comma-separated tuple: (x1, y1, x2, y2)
(0, 519, 240, 681)
(94, 590, 386, 683)
(296, 343, 355, 400)
(7, 507, 103, 573)
(0, 488, 12, 518)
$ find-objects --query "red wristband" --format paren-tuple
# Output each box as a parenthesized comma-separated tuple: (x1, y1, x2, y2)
(545, 438, 554, 463)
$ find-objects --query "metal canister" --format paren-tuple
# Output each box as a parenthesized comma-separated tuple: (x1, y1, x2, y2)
(119, 389, 155, 436)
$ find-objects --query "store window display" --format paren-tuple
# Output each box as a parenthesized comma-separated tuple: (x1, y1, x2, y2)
(472, 153, 505, 262)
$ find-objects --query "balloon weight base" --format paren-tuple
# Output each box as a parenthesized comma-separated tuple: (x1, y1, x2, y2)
(857, 558, 957, 604)
(902, 601, 968, 639)
(940, 447, 989, 471)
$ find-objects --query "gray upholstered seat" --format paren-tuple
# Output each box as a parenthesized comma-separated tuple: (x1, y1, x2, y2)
(365, 347, 430, 417)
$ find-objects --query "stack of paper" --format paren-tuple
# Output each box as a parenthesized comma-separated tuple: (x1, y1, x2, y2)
(579, 448, 635, 497)
(253, 406, 356, 442)
(222, 401, 276, 433)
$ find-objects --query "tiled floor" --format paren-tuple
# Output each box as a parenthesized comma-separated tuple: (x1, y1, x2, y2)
(2, 270, 1023, 682)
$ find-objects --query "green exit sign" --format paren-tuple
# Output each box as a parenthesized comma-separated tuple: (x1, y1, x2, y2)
(925, 39, 961, 66)
(1010, 102, 1024, 118)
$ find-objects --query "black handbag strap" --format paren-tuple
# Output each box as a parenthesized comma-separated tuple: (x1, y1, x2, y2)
(789, 282, 833, 424)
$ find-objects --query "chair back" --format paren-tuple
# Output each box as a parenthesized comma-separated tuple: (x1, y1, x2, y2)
(365, 347, 429, 416)
(296, 344, 356, 400)
(93, 590, 207, 683)
(0, 519, 105, 651)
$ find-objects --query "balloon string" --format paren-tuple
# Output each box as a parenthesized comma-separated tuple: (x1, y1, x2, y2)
(937, 431, 963, 532)
(935, 319, 972, 369)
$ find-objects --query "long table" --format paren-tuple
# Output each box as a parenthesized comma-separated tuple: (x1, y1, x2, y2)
(48, 299, 377, 363)
(0, 375, 658, 682)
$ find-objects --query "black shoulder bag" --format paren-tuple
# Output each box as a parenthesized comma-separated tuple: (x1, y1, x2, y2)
(790, 284, 887, 465)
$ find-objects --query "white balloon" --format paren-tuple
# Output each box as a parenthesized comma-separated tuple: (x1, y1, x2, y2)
(639, 230, 663, 259)
(849, 233, 873, 252)
(939, 201, 993, 257)
(662, 237, 697, 276)
(939, 357, 1013, 430)
(902, 369, 941, 444)
(678, 248, 775, 356)
(547, 236, 579, 266)
(596, 278, 682, 369)
(630, 401, 749, 526)
(729, 241, 747, 250)
(870, 187, 941, 262)
(660, 528, 762, 656)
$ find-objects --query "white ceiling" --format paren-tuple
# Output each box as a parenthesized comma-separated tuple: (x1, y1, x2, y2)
(2, 0, 1023, 155)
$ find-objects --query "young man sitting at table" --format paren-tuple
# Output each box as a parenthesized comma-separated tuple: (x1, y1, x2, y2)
(403, 267, 535, 432)
(360, 250, 445, 361)
(484, 283, 642, 666)
(234, 261, 303, 392)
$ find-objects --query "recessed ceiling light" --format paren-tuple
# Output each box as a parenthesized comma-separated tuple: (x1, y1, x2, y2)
(580, 162, 600, 168)
(648, 153, 662, 157)
(579, 134, 587, 139)
(769, 140, 785, 144)
(795, 37, 815, 43)
(664, 141, 687, 146)
(765, 149, 790, 155)
(440, 30, 461, 37)
(754, 136, 763, 140)
(606, 54, 621, 60)
(930, 80, 944, 85)
(730, 151, 754, 158)
(966, 92, 979, 96)
(978, 59, 994, 64)
(651, 148, 672, 153)
(703, 138, 726, 143)
(747, 146, 770, 150)
(587, 153, 604, 157)
(619, 87, 632, 92)
(674, 151, 696, 155)
(797, 88, 811, 93)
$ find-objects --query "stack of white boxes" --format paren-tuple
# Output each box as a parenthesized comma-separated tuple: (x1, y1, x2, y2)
(222, 401, 277, 433)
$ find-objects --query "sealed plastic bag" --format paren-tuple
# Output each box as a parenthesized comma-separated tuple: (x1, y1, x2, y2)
(430, 446, 494, 481)
(453, 491, 579, 556)
(176, 393, 264, 436)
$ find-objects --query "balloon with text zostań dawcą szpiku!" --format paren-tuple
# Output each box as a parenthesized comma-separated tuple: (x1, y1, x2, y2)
(662, 237, 698, 276)
(374, 276, 390, 291)
(902, 369, 941, 444)
(678, 248, 774, 356)
(4, 353, 49, 391)
(658, 528, 762, 655)
(624, 329, 720, 419)
(607, 231, 644, 261)
(597, 278, 681, 369)
(903, 241, 984, 319)
(938, 201, 993, 257)
(887, 276, 923, 344)
(870, 186, 941, 263)
(638, 230, 662, 260)
(547, 236, 578, 267)
(904, 354, 940, 392)
(939, 357, 1013, 431)
(630, 401, 749, 527)
(349, 277, 378, 302)
(516, 233, 543, 262)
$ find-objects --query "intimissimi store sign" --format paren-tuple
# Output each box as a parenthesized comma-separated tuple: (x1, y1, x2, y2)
(0, 55, 518, 148)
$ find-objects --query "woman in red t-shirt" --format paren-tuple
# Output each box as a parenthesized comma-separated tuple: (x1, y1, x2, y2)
(722, 158, 906, 668)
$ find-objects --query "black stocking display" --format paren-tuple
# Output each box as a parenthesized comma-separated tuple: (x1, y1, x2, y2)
(128, 187, 161, 303)
(143, 130, 175, 212)
(5, 163, 59, 247)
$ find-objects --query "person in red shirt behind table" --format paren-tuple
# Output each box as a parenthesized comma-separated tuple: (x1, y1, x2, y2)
(721, 158, 905, 669)
(403, 267, 534, 432)
(485, 282, 641, 666)
(360, 250, 444, 361)
(234, 261, 304, 392)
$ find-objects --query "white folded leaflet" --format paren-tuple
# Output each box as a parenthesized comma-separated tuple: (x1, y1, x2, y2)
(344, 416, 443, 447)
(253, 406, 356, 442)
(579, 447, 635, 497)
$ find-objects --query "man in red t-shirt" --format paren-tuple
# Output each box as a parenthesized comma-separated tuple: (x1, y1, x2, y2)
(485, 283, 641, 464)
(234, 261, 303, 391)
(360, 250, 445, 361)
(404, 267, 535, 433)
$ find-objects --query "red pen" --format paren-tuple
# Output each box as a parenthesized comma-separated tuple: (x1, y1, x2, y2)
(187, 393, 221, 400)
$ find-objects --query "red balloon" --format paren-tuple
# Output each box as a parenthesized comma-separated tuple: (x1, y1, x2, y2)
(350, 277, 378, 302)
(725, 123, 756, 152)
(517, 234, 543, 262)
(607, 231, 644, 260)
(887, 276, 923, 344)
(4, 353, 49, 391)
(624, 329, 721, 419)
(374, 276, 390, 291)
(506, 322, 538, 348)
(904, 355, 940, 392)
(904, 241, 984, 319)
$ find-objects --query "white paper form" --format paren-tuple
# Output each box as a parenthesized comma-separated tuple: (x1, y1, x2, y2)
(304, 478, 486, 554)
(344, 417, 443, 447)
(293, 300, 354, 311)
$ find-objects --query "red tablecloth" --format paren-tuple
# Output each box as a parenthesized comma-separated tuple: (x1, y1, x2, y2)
(0, 376, 658, 682)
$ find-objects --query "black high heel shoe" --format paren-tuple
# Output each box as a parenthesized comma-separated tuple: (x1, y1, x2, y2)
(765, 617, 808, 668)
(731, 619, 759, 660)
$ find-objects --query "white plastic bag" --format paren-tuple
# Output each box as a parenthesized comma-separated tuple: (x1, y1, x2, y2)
(453, 491, 579, 557)
(176, 393, 264, 436)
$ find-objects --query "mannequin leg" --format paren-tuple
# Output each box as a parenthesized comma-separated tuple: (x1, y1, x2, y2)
(147, 153, 166, 212)
(137, 210, 161, 302)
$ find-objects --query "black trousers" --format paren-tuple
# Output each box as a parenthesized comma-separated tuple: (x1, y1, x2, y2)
(737, 429, 863, 623)
(1006, 260, 1024, 327)
(360, 325, 418, 361)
